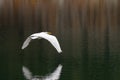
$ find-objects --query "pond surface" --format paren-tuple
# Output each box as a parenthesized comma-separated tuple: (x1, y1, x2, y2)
(0, 0, 120, 80)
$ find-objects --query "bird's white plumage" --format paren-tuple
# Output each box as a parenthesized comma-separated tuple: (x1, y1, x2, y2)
(22, 37, 32, 49)
(22, 32, 62, 53)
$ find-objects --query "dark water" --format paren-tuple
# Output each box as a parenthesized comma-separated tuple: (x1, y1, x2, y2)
(0, 0, 120, 80)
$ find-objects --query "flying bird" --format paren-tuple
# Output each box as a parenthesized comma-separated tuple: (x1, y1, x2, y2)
(22, 64, 63, 80)
(22, 32, 62, 53)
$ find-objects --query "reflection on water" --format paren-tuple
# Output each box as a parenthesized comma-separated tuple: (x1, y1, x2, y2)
(22, 64, 62, 80)
(0, 0, 120, 80)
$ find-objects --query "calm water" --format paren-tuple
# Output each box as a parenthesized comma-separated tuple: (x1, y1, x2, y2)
(0, 0, 120, 80)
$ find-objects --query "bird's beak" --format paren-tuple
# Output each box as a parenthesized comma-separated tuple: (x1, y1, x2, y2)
(47, 32, 52, 35)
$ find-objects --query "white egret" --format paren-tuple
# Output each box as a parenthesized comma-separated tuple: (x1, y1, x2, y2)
(22, 32, 62, 53)
(22, 64, 63, 80)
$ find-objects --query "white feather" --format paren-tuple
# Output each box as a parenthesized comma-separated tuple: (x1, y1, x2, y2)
(22, 37, 32, 49)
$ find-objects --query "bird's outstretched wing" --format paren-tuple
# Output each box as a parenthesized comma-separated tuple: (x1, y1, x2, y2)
(22, 66, 33, 80)
(39, 33, 62, 53)
(21, 32, 62, 53)
(45, 64, 63, 80)
(22, 36, 32, 49)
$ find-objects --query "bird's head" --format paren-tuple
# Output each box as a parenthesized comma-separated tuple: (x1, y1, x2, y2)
(46, 32, 52, 35)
